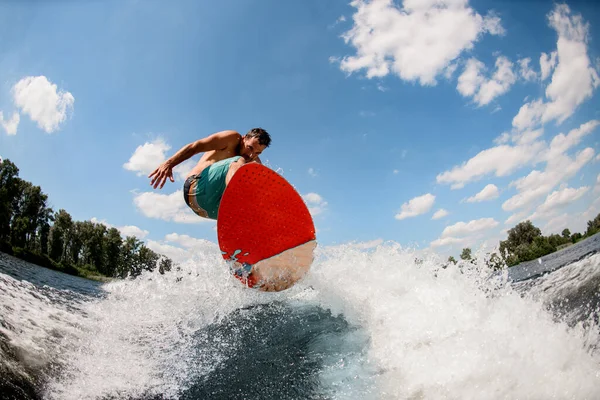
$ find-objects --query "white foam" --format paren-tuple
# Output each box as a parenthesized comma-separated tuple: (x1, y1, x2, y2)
(308, 243, 600, 399)
(3, 241, 598, 399)
(45, 241, 309, 399)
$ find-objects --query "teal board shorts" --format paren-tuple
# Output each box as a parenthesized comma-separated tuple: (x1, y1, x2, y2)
(183, 156, 242, 220)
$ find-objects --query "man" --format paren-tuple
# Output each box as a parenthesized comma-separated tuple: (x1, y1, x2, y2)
(149, 128, 271, 220)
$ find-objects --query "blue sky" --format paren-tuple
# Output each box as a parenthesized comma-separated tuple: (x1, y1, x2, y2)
(1, 0, 599, 262)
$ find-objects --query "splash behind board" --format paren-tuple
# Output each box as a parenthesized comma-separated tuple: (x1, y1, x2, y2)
(217, 163, 316, 292)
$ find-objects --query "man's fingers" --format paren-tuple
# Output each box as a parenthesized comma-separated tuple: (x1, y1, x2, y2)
(151, 174, 162, 189)
(148, 164, 174, 190)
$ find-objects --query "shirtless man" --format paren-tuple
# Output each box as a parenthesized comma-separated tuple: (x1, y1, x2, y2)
(148, 128, 271, 220)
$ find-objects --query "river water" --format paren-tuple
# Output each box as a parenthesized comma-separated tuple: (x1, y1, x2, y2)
(1, 235, 599, 399)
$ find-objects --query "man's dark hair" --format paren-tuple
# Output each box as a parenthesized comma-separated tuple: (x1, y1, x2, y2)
(245, 128, 272, 147)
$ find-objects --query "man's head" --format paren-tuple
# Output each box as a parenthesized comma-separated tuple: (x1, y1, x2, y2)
(240, 128, 271, 162)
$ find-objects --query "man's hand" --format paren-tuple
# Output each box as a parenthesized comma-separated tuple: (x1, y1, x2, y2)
(148, 161, 175, 189)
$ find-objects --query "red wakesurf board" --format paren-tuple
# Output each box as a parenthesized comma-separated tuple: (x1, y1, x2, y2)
(217, 163, 316, 291)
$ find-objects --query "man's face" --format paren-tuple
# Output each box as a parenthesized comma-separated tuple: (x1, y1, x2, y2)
(240, 136, 267, 162)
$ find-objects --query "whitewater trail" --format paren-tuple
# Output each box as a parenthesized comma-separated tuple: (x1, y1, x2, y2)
(1, 242, 599, 399)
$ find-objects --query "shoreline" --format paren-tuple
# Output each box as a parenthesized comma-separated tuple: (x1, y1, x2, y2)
(0, 248, 116, 283)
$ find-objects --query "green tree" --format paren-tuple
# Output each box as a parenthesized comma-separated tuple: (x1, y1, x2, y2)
(10, 215, 28, 248)
(447, 256, 457, 265)
(104, 228, 123, 277)
(547, 234, 566, 248)
(77, 221, 107, 271)
(76, 220, 95, 267)
(159, 257, 173, 274)
(561, 228, 571, 240)
(586, 213, 600, 237)
(499, 220, 542, 265)
(10, 182, 51, 250)
(89, 223, 107, 272)
(48, 210, 74, 263)
(36, 206, 54, 255)
(487, 252, 504, 271)
(120, 236, 142, 278)
(0, 159, 21, 242)
(530, 236, 555, 258)
(137, 245, 159, 275)
(69, 221, 85, 265)
(460, 248, 472, 261)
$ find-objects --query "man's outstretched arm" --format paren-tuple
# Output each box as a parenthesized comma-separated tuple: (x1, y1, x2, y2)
(148, 130, 240, 189)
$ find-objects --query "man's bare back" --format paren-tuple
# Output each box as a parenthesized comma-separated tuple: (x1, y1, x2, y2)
(148, 128, 271, 220)
(149, 129, 269, 189)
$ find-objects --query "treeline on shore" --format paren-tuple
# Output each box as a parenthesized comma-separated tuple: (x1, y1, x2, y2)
(0, 158, 172, 281)
(448, 216, 600, 270)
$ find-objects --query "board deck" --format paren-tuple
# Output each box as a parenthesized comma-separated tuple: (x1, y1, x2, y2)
(217, 163, 316, 291)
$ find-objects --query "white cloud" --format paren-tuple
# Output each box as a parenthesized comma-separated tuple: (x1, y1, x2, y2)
(512, 5, 600, 131)
(456, 58, 484, 97)
(431, 208, 449, 220)
(457, 56, 517, 106)
(518, 57, 538, 81)
(173, 160, 195, 181)
(540, 207, 597, 237)
(545, 120, 599, 161)
(124, 139, 170, 176)
(436, 141, 544, 189)
(308, 168, 318, 177)
(494, 131, 511, 145)
(133, 190, 208, 224)
(502, 147, 595, 212)
(440, 217, 499, 238)
(444, 63, 459, 80)
(337, 0, 504, 85)
(119, 225, 150, 239)
(529, 186, 590, 220)
(164, 232, 215, 249)
(146, 233, 218, 265)
(500, 121, 598, 212)
(581, 196, 600, 229)
(438, 120, 598, 191)
(302, 192, 328, 216)
(542, 213, 571, 236)
(466, 184, 500, 203)
(430, 217, 499, 248)
(514, 129, 544, 145)
(146, 240, 191, 264)
(540, 51, 557, 81)
(0, 112, 20, 135)
(124, 139, 194, 181)
(505, 211, 528, 226)
(395, 193, 435, 220)
(494, 128, 545, 146)
(12, 76, 74, 133)
(90, 217, 149, 239)
(430, 236, 466, 248)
